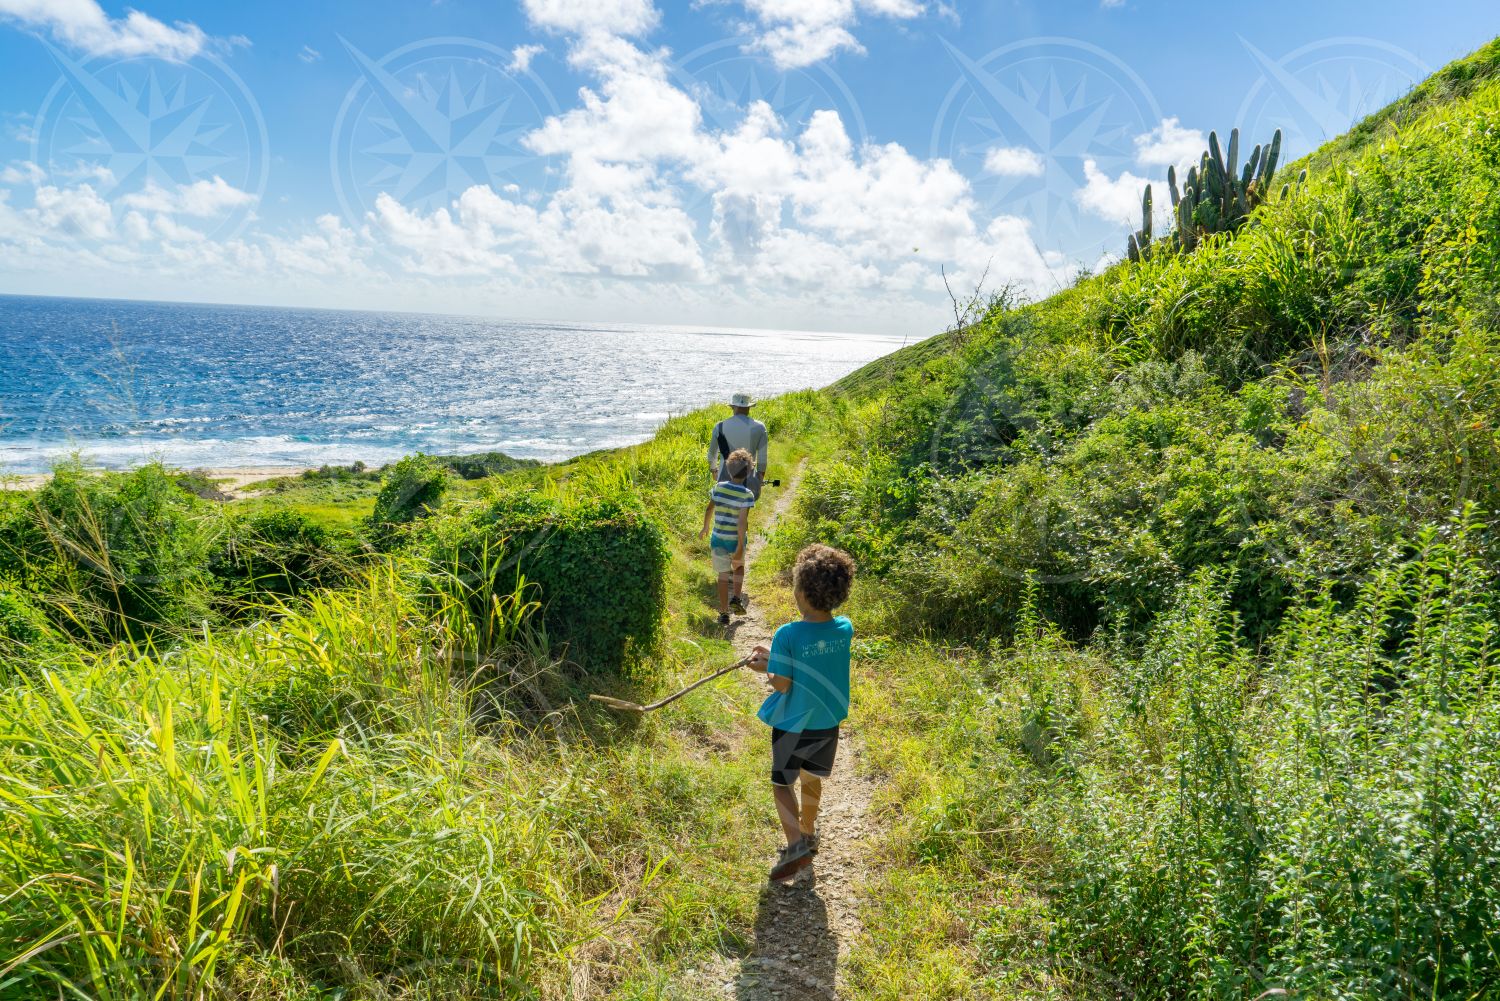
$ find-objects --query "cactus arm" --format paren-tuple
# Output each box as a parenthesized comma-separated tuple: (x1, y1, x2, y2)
(1262, 129, 1282, 185)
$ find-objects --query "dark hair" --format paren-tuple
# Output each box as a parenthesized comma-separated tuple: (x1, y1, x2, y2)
(793, 544, 855, 612)
(725, 448, 754, 483)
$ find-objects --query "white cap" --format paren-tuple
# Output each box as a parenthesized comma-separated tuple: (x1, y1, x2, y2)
(730, 392, 753, 407)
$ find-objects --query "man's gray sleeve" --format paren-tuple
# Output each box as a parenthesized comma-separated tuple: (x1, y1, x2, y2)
(757, 425, 769, 472)
(708, 424, 718, 468)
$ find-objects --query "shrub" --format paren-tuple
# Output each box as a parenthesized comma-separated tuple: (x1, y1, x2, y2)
(430, 450, 540, 480)
(371, 454, 449, 527)
(0, 580, 58, 663)
(1038, 523, 1500, 1001)
(299, 460, 372, 483)
(207, 508, 351, 606)
(28, 461, 215, 639)
(423, 486, 668, 673)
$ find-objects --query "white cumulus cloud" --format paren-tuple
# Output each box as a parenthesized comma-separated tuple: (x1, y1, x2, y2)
(30, 183, 113, 239)
(0, 160, 45, 186)
(735, 0, 925, 69)
(0, 0, 1089, 333)
(983, 145, 1045, 177)
(1134, 116, 1206, 169)
(0, 0, 209, 59)
(519, 0, 659, 37)
(1076, 158, 1152, 226)
(1076, 118, 1211, 231)
(121, 177, 255, 217)
(509, 42, 544, 72)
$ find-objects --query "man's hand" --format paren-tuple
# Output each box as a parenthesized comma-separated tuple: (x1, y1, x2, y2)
(747, 644, 770, 672)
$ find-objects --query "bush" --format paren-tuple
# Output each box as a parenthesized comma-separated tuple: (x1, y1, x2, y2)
(207, 508, 351, 606)
(0, 580, 58, 662)
(423, 486, 668, 673)
(371, 454, 449, 526)
(28, 461, 215, 639)
(1039, 524, 1500, 1000)
(430, 450, 540, 480)
(368, 454, 449, 549)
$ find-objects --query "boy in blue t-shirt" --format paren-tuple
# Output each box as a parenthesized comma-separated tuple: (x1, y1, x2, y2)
(747, 543, 857, 883)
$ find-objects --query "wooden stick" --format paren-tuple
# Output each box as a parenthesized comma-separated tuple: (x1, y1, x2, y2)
(589, 656, 751, 714)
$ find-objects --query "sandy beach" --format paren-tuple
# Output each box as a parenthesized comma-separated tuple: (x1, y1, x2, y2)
(0, 466, 317, 496)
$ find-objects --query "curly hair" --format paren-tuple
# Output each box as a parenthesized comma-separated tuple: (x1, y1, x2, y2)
(793, 544, 856, 612)
(725, 447, 755, 482)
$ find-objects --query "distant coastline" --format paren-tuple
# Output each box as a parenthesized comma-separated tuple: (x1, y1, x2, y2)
(0, 465, 316, 495)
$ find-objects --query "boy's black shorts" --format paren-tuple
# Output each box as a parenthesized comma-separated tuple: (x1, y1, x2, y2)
(770, 726, 840, 786)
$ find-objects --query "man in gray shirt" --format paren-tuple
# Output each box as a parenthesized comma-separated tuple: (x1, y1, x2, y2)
(709, 392, 769, 496)
(708, 392, 768, 613)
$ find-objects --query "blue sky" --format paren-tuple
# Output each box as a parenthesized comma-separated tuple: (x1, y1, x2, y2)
(0, 0, 1495, 335)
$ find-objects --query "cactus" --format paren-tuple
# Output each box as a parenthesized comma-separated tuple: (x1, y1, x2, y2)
(1123, 126, 1295, 263)
(1262, 130, 1281, 185)
(1128, 184, 1154, 263)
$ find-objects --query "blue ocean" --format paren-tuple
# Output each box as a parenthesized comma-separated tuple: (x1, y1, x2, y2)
(0, 295, 909, 474)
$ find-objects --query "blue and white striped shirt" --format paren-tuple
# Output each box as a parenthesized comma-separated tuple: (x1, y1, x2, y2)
(709, 481, 756, 548)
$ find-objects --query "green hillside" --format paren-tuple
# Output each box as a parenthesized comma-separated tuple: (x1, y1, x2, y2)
(4, 34, 1500, 1001)
(774, 34, 1500, 1000)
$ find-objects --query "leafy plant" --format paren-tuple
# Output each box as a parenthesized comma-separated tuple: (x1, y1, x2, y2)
(422, 484, 669, 673)
(367, 453, 450, 550)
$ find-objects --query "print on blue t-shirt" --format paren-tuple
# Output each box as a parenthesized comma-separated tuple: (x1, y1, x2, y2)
(757, 617, 854, 732)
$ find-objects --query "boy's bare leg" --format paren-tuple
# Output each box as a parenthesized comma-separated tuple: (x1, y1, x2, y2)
(717, 573, 731, 613)
(731, 558, 746, 600)
(772, 784, 803, 846)
(798, 771, 823, 837)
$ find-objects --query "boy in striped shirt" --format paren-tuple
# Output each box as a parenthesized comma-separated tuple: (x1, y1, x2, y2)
(700, 448, 757, 625)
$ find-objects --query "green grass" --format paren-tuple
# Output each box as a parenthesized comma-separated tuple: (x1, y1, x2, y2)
(239, 475, 382, 531)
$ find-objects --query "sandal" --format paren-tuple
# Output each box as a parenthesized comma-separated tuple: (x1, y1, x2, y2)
(769, 839, 812, 882)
